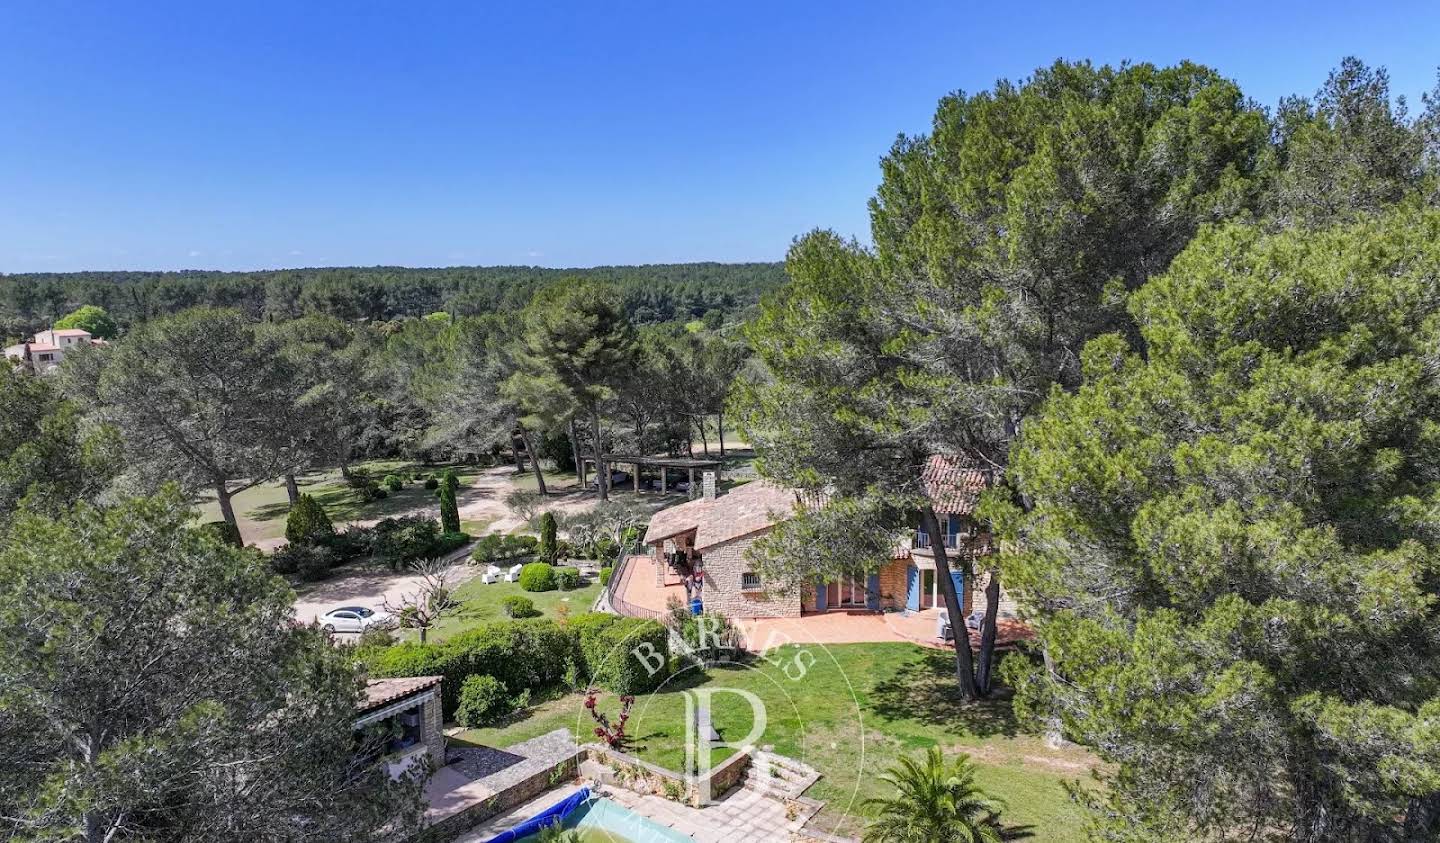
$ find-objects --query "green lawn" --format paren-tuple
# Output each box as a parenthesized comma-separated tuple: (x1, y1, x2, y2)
(194, 460, 488, 544)
(456, 642, 1093, 840)
(422, 578, 602, 643)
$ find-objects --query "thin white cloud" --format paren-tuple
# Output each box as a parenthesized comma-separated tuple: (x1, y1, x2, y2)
(188, 250, 203, 258)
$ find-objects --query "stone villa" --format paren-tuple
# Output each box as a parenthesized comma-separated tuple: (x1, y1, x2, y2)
(640, 456, 1016, 621)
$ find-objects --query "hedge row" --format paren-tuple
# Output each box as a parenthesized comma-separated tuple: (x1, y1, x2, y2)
(365, 614, 670, 717)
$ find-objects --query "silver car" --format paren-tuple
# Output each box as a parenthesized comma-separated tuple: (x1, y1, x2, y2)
(318, 605, 394, 634)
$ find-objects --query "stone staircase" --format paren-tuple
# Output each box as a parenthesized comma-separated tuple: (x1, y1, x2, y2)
(739, 749, 820, 800)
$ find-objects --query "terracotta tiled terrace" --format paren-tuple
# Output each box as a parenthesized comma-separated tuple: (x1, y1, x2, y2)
(614, 552, 1032, 651)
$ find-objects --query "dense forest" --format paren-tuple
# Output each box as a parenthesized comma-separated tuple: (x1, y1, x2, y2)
(0, 261, 785, 340)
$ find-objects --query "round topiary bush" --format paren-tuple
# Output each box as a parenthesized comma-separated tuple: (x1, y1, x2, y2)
(519, 562, 557, 592)
(501, 595, 540, 619)
(455, 674, 510, 727)
(424, 476, 439, 490)
(382, 474, 404, 492)
(554, 566, 581, 591)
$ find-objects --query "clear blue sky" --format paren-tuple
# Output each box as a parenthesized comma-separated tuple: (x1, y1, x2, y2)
(2, 1, 1437, 273)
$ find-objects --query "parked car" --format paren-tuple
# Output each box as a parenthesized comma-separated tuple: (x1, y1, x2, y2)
(319, 606, 394, 634)
(589, 471, 631, 488)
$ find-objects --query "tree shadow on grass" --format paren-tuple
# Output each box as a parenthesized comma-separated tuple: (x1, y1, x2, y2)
(869, 648, 1020, 739)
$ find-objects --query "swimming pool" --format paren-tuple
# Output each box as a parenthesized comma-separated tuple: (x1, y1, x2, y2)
(523, 797, 693, 842)
(487, 790, 693, 843)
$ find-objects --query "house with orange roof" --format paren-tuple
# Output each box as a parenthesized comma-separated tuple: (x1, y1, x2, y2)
(4, 327, 105, 373)
(638, 456, 1016, 621)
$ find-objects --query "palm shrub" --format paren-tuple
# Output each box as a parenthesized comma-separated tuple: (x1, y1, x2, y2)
(861, 748, 1007, 843)
(554, 566, 581, 591)
(382, 474, 404, 492)
(285, 494, 335, 545)
(537, 511, 558, 562)
(438, 469, 461, 534)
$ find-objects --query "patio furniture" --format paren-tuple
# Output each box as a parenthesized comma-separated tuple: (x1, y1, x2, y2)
(937, 608, 954, 641)
(504, 564, 524, 582)
(480, 565, 502, 584)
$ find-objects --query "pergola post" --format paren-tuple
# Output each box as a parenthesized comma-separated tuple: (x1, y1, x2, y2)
(635, 462, 642, 494)
(660, 466, 667, 494)
(688, 468, 696, 499)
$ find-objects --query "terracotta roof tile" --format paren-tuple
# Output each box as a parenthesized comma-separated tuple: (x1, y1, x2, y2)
(360, 675, 441, 713)
(643, 481, 801, 551)
(921, 455, 992, 515)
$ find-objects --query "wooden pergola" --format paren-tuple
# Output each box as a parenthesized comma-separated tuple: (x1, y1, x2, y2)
(579, 453, 723, 498)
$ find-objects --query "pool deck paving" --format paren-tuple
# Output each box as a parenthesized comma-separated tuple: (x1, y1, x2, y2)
(600, 783, 799, 842)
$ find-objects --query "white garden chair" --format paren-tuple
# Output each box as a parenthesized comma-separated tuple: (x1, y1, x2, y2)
(505, 564, 524, 582)
(481, 565, 502, 584)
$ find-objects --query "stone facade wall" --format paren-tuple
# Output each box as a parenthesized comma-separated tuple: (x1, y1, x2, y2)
(422, 694, 445, 770)
(877, 558, 910, 610)
(700, 533, 802, 619)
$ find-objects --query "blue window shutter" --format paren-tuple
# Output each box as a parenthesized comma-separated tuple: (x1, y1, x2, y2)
(815, 576, 828, 611)
(950, 571, 965, 611)
(905, 566, 920, 611)
(866, 573, 881, 610)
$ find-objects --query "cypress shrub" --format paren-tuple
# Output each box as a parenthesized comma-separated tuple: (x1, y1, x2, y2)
(438, 469, 461, 534)
(285, 494, 335, 545)
(538, 511, 558, 562)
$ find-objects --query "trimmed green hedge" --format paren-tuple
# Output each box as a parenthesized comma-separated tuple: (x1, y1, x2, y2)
(367, 618, 575, 716)
(366, 614, 670, 716)
(570, 613, 670, 695)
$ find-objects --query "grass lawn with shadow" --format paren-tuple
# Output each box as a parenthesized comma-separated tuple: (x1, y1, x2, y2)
(420, 578, 602, 643)
(454, 641, 1094, 841)
(194, 460, 489, 544)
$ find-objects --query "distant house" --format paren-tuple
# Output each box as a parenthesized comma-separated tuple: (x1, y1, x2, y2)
(4, 327, 104, 373)
(640, 456, 1015, 620)
(355, 676, 446, 779)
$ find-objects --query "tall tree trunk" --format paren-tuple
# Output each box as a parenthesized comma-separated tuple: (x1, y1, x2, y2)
(975, 571, 1001, 694)
(284, 473, 300, 505)
(511, 437, 524, 473)
(590, 410, 608, 501)
(568, 418, 583, 484)
(921, 506, 979, 700)
(685, 422, 695, 458)
(699, 416, 710, 456)
(337, 438, 352, 479)
(1404, 794, 1440, 841)
(717, 410, 725, 456)
(214, 480, 243, 547)
(518, 427, 547, 496)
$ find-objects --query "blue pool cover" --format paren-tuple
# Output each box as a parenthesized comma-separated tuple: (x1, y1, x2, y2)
(483, 787, 591, 843)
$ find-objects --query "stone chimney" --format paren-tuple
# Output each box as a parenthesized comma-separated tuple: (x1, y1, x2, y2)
(702, 471, 717, 501)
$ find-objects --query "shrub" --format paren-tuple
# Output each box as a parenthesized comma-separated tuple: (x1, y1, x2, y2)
(502, 595, 540, 619)
(505, 489, 544, 521)
(436, 531, 471, 557)
(519, 562, 556, 592)
(373, 515, 441, 570)
(270, 543, 336, 581)
(347, 470, 385, 502)
(455, 674, 510, 727)
(202, 520, 242, 547)
(424, 476, 439, 490)
(470, 533, 539, 565)
(574, 614, 669, 694)
(382, 474, 404, 492)
(599, 566, 613, 587)
(554, 566, 581, 591)
(438, 469, 461, 534)
(285, 494, 335, 545)
(357, 625, 396, 649)
(321, 524, 373, 563)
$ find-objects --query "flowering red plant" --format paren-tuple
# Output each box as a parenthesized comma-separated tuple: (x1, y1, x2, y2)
(584, 687, 636, 751)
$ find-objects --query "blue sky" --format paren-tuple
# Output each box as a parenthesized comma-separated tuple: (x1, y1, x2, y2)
(2, 1, 1438, 273)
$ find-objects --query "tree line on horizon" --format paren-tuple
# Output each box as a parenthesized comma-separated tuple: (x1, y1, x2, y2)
(0, 260, 785, 342)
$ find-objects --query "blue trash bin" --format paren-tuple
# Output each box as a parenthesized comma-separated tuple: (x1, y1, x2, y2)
(690, 598, 703, 616)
